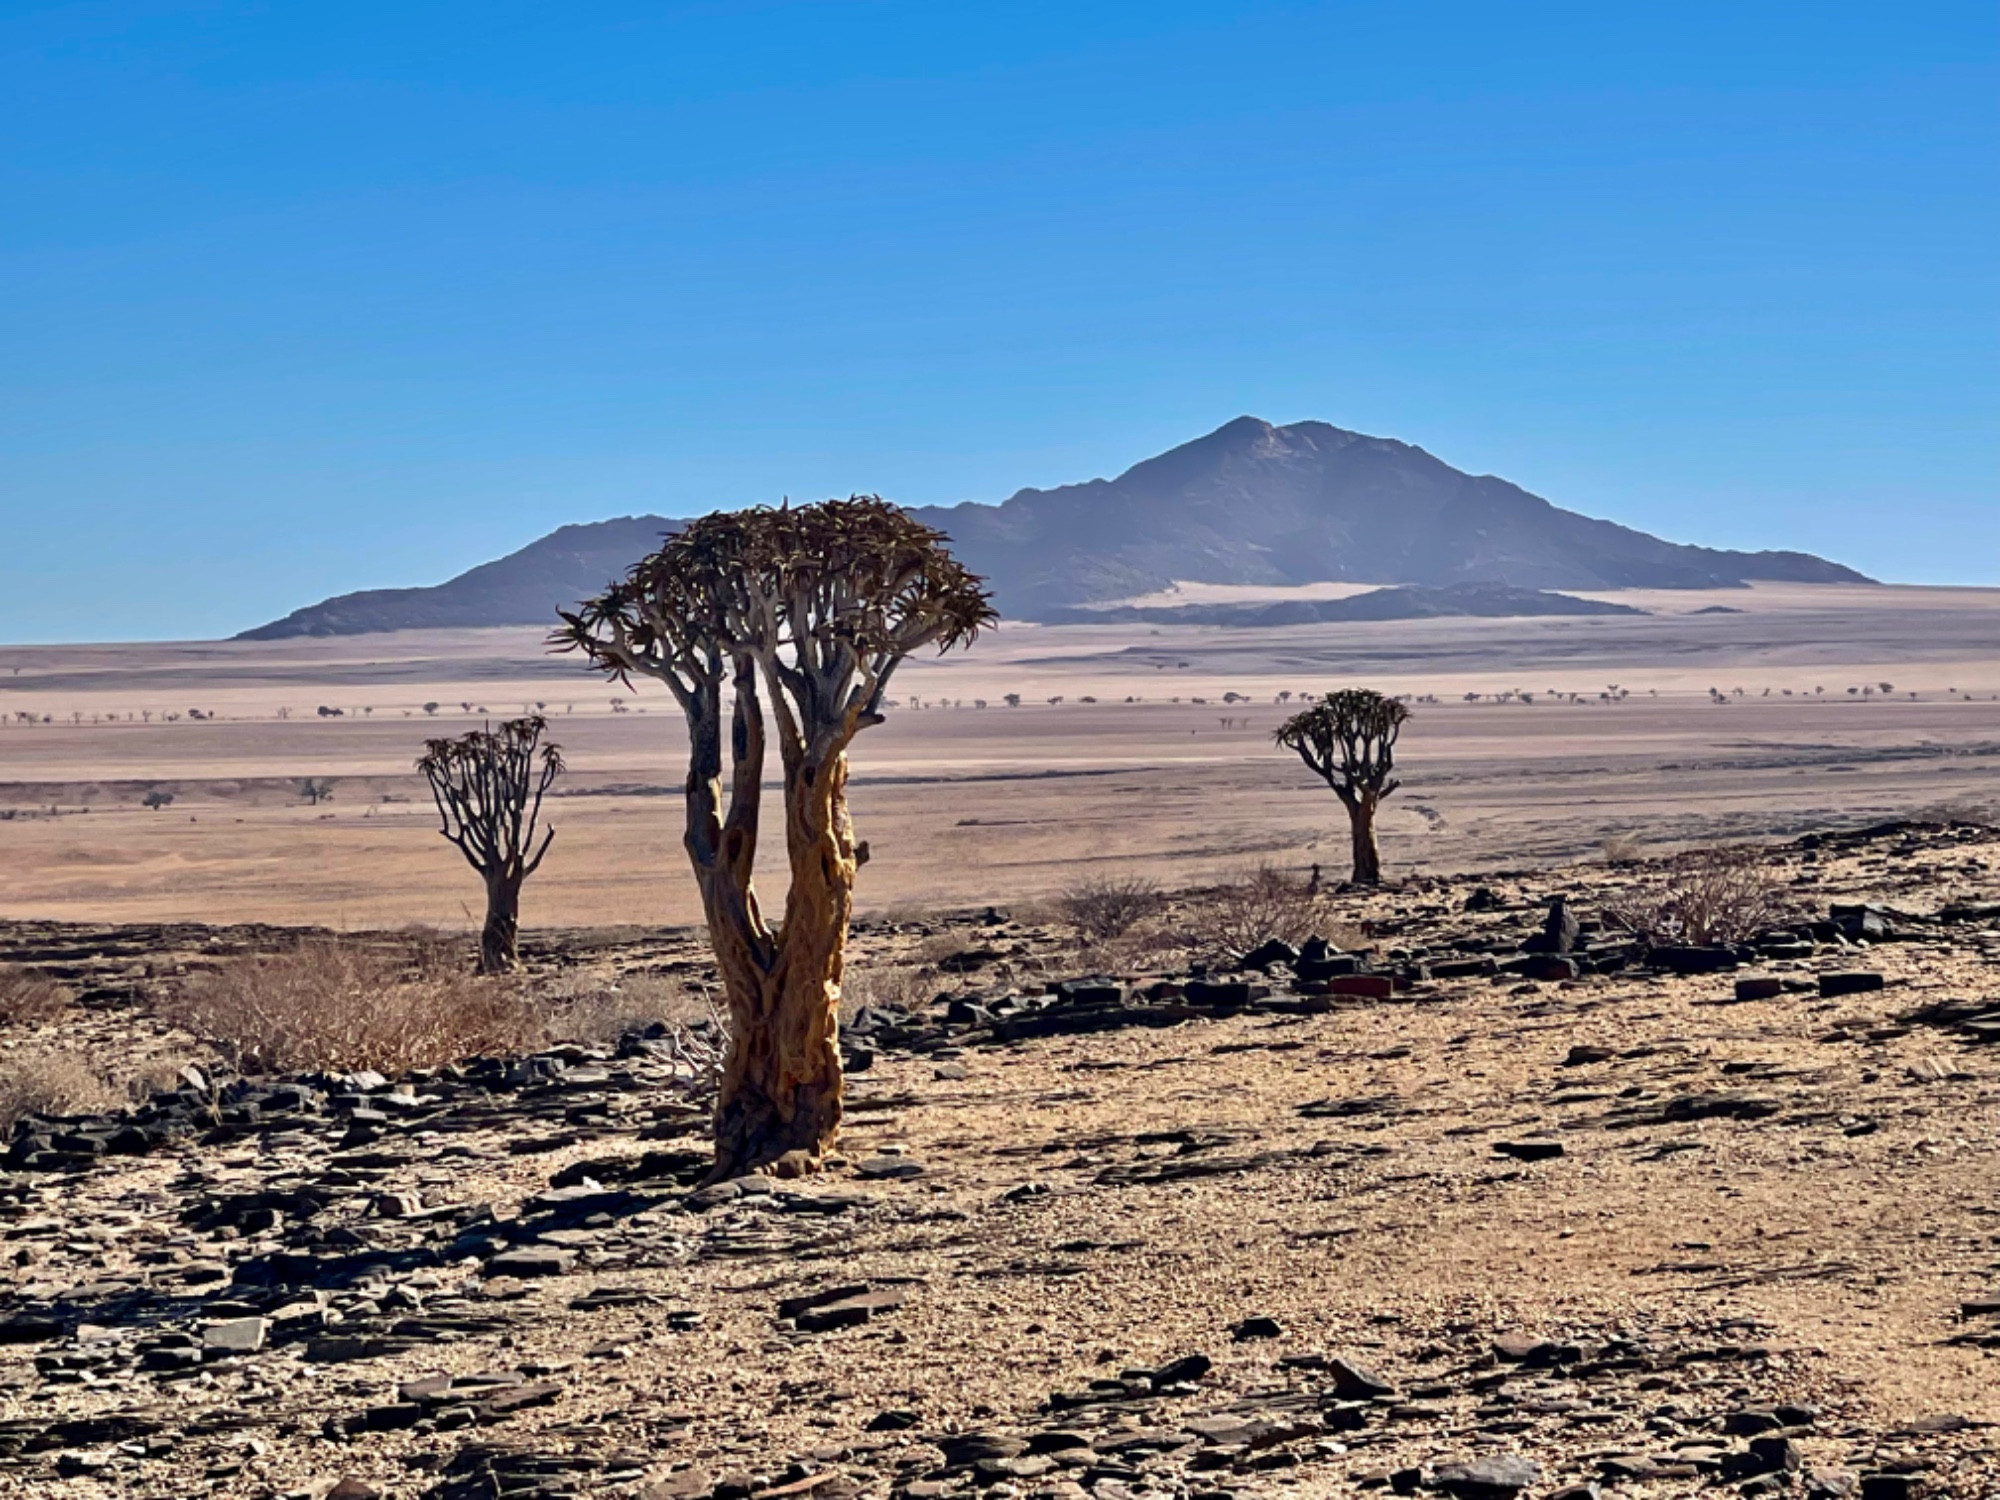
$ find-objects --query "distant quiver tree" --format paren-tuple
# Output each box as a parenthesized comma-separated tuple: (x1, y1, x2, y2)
(555, 498, 993, 1178)
(1275, 688, 1411, 886)
(416, 716, 563, 974)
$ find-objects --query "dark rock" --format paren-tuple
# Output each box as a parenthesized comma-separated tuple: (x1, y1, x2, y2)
(1734, 975, 1785, 1002)
(1432, 1455, 1542, 1498)
(792, 1287, 909, 1333)
(1326, 1355, 1396, 1399)
(1651, 945, 1743, 975)
(1151, 1352, 1214, 1387)
(855, 1155, 924, 1180)
(483, 1248, 574, 1279)
(1819, 971, 1885, 997)
(1859, 1477, 1926, 1500)
(1523, 897, 1580, 955)
(1240, 938, 1299, 970)
(1230, 1316, 1283, 1341)
(1492, 1140, 1564, 1162)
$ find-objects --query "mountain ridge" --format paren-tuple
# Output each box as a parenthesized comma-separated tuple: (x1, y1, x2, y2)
(238, 417, 1869, 639)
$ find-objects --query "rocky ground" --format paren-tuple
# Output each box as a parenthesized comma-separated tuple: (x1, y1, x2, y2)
(0, 823, 1997, 1500)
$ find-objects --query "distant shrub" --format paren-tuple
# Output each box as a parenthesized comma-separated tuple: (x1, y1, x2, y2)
(166, 936, 542, 1075)
(0, 1048, 119, 1132)
(0, 966, 71, 1027)
(1603, 846, 1795, 948)
(1058, 875, 1164, 940)
(1181, 863, 1327, 957)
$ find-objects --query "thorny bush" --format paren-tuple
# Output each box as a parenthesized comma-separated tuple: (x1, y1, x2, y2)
(1058, 875, 1165, 940)
(1179, 863, 1328, 957)
(1603, 846, 1796, 948)
(167, 936, 545, 1075)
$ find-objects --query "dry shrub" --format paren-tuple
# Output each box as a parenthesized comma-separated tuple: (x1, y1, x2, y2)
(1180, 863, 1328, 957)
(0, 1047, 120, 1132)
(167, 936, 543, 1075)
(1058, 874, 1164, 940)
(0, 966, 71, 1027)
(1598, 832, 1643, 863)
(841, 962, 932, 1018)
(913, 930, 976, 967)
(539, 972, 710, 1046)
(1604, 846, 1795, 948)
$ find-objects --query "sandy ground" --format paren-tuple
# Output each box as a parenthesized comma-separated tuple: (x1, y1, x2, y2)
(1, 825, 1996, 1497)
(4, 583, 2000, 930)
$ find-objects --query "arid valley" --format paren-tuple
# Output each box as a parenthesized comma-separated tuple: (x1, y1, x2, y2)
(6, 583, 2000, 929)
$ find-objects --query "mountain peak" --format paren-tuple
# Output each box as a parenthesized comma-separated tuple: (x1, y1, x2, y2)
(239, 419, 1869, 638)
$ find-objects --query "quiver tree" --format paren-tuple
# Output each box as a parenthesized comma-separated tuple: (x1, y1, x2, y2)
(417, 717, 564, 974)
(1275, 688, 1411, 886)
(555, 498, 993, 1179)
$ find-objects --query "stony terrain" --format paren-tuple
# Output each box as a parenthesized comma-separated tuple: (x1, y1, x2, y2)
(1, 823, 1997, 1499)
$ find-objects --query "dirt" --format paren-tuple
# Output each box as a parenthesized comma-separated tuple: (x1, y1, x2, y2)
(0, 822, 1995, 1498)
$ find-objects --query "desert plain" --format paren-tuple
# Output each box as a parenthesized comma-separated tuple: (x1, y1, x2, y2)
(4, 582, 2000, 930)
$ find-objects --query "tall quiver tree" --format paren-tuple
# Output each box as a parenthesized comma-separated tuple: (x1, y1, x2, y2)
(555, 498, 993, 1178)
(417, 717, 564, 974)
(1275, 689, 1411, 886)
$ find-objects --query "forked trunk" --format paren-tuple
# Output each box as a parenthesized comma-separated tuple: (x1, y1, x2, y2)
(708, 749, 855, 1179)
(478, 872, 524, 974)
(1347, 795, 1383, 886)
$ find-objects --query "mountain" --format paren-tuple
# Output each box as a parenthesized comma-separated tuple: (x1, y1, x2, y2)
(904, 418, 1867, 618)
(238, 517, 677, 640)
(238, 417, 1868, 637)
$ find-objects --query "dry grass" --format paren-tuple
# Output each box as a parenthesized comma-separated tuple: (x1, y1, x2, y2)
(1602, 845, 1797, 947)
(166, 936, 544, 1075)
(1057, 874, 1164, 940)
(0, 966, 72, 1027)
(0, 1047, 121, 1132)
(1177, 863, 1329, 958)
(841, 962, 934, 1018)
(538, 971, 711, 1046)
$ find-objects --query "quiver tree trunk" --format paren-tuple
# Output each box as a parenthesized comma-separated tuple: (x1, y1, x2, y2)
(1345, 792, 1383, 887)
(708, 744, 857, 1179)
(479, 871, 525, 974)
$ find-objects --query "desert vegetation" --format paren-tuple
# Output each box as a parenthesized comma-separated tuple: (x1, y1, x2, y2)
(1603, 844, 1798, 948)
(165, 935, 547, 1075)
(555, 496, 993, 1177)
(1275, 687, 1411, 885)
(417, 715, 564, 973)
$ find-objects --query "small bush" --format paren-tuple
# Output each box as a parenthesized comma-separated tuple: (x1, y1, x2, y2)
(841, 962, 932, 1017)
(1604, 846, 1795, 948)
(0, 1048, 120, 1132)
(1181, 863, 1327, 957)
(539, 972, 708, 1046)
(1058, 875, 1164, 940)
(1598, 832, 1643, 863)
(167, 936, 543, 1075)
(0, 967, 71, 1027)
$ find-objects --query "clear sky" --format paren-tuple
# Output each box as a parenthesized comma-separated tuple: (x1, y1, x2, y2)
(3, 1, 1995, 642)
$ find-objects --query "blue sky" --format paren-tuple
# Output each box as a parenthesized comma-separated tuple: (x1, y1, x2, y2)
(2, 1, 1995, 642)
